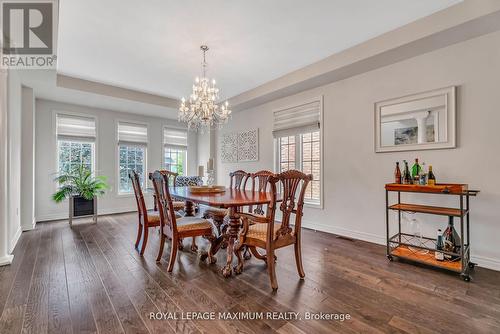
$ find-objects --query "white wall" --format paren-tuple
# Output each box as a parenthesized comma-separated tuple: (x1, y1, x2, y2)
(7, 70, 22, 253)
(0, 69, 14, 265)
(35, 99, 197, 221)
(21, 87, 36, 231)
(197, 129, 216, 181)
(216, 30, 500, 270)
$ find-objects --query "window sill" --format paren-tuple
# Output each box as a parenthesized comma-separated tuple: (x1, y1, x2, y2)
(116, 190, 153, 198)
(116, 192, 134, 198)
(304, 201, 323, 210)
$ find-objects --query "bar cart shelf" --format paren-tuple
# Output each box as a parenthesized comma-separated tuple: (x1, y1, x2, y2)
(385, 183, 479, 281)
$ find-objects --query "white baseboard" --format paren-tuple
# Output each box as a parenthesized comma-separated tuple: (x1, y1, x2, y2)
(301, 219, 386, 246)
(36, 206, 138, 223)
(301, 219, 500, 272)
(22, 218, 37, 231)
(9, 225, 22, 253)
(471, 254, 500, 272)
(0, 254, 14, 266)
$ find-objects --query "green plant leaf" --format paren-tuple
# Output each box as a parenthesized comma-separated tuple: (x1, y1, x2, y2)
(52, 164, 109, 203)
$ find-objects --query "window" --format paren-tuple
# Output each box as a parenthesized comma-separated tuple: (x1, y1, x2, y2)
(301, 131, 321, 202)
(273, 99, 322, 206)
(164, 148, 186, 175)
(279, 135, 296, 172)
(118, 122, 148, 194)
(118, 145, 146, 193)
(164, 127, 188, 175)
(56, 114, 96, 174)
(58, 141, 94, 174)
(277, 131, 321, 204)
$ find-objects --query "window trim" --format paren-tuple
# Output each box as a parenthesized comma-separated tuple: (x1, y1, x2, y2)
(115, 119, 149, 196)
(273, 96, 324, 209)
(162, 125, 188, 175)
(53, 110, 99, 193)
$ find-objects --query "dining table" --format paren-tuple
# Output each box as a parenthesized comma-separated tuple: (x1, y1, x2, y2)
(170, 186, 276, 277)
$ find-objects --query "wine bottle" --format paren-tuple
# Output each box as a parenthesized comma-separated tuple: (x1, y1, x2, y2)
(443, 216, 461, 260)
(411, 158, 421, 183)
(427, 165, 436, 186)
(394, 162, 402, 184)
(403, 160, 412, 184)
(435, 229, 444, 261)
(418, 162, 427, 185)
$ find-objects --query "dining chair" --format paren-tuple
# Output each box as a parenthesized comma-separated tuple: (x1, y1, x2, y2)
(241, 170, 275, 260)
(234, 170, 312, 290)
(149, 171, 185, 212)
(246, 170, 274, 215)
(151, 170, 217, 272)
(129, 170, 160, 255)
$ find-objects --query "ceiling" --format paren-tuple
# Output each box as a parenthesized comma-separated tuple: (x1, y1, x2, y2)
(20, 70, 178, 118)
(57, 0, 461, 102)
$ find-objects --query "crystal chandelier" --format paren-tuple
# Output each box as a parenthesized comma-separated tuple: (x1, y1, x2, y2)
(179, 45, 231, 131)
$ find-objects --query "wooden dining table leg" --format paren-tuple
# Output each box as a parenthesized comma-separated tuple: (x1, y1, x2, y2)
(184, 200, 195, 216)
(222, 206, 239, 278)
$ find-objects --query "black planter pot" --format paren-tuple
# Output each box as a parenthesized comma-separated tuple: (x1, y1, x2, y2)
(69, 196, 97, 226)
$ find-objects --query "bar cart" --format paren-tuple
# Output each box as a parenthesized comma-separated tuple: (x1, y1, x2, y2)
(385, 183, 479, 281)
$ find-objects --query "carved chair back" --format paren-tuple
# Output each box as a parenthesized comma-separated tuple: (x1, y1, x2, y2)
(267, 170, 312, 241)
(245, 170, 274, 215)
(159, 170, 178, 188)
(129, 170, 149, 221)
(149, 170, 179, 210)
(229, 170, 250, 190)
(151, 170, 179, 237)
(229, 170, 250, 212)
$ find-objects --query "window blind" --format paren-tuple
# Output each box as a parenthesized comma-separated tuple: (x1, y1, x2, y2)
(272, 99, 321, 138)
(118, 122, 148, 145)
(56, 114, 96, 140)
(164, 127, 188, 149)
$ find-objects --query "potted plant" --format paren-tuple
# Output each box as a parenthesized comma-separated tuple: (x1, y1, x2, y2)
(53, 165, 108, 226)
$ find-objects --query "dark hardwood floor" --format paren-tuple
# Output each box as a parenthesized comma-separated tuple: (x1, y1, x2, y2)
(1, 213, 500, 334)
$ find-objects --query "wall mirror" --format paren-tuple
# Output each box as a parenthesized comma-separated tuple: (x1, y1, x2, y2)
(375, 86, 456, 152)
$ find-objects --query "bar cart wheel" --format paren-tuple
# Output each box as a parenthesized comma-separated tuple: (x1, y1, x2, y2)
(387, 255, 394, 261)
(468, 262, 476, 269)
(461, 274, 471, 282)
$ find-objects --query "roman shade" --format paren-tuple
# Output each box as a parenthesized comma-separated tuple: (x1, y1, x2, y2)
(56, 114, 96, 140)
(272, 99, 321, 138)
(164, 127, 188, 149)
(118, 122, 148, 145)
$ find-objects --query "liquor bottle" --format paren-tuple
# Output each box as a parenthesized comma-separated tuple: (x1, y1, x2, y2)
(418, 162, 427, 185)
(427, 165, 436, 186)
(443, 216, 461, 260)
(411, 158, 421, 182)
(435, 229, 444, 261)
(403, 160, 412, 184)
(394, 162, 402, 184)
